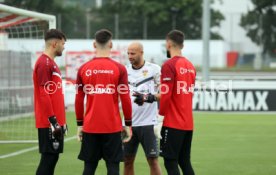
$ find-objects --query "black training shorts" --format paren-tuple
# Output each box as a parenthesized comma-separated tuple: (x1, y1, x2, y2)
(160, 127, 193, 160)
(78, 131, 123, 162)
(38, 128, 64, 154)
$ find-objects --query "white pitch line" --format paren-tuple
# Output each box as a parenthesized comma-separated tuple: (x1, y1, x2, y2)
(0, 136, 77, 159)
(0, 146, 39, 159)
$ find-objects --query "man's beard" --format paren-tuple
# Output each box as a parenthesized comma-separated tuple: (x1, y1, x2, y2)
(166, 50, 171, 58)
(56, 50, 62, 56)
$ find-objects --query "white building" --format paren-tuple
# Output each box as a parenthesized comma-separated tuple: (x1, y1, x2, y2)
(212, 0, 260, 54)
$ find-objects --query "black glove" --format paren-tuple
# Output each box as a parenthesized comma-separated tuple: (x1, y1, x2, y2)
(133, 92, 144, 106)
(145, 93, 157, 103)
(133, 92, 157, 106)
(48, 116, 62, 140)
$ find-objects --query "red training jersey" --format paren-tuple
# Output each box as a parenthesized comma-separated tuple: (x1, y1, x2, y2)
(159, 56, 196, 130)
(33, 54, 66, 128)
(75, 57, 132, 133)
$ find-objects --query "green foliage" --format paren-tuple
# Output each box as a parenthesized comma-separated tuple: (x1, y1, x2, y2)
(94, 0, 224, 39)
(3, 0, 224, 39)
(240, 0, 276, 56)
(4, 0, 56, 14)
(56, 6, 87, 38)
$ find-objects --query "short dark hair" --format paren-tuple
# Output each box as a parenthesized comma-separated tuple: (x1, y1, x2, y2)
(44, 29, 66, 41)
(166, 30, 185, 47)
(95, 29, 112, 45)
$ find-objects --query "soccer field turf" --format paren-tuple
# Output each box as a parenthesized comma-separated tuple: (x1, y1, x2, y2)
(0, 112, 276, 175)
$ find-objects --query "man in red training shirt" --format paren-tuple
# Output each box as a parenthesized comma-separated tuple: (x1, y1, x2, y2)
(75, 29, 132, 175)
(159, 30, 196, 175)
(33, 29, 67, 175)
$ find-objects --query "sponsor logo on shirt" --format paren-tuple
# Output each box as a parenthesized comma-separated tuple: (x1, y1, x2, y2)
(90, 88, 114, 94)
(179, 67, 195, 74)
(142, 69, 148, 77)
(85, 69, 114, 76)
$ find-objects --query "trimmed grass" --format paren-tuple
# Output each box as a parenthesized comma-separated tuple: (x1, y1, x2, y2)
(0, 112, 276, 174)
(0, 116, 36, 141)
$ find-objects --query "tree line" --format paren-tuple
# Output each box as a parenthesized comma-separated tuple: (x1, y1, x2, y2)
(3, 0, 276, 57)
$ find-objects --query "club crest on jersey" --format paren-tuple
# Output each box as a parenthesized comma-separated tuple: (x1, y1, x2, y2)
(142, 69, 148, 77)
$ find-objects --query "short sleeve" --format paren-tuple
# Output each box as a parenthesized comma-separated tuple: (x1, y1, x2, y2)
(154, 65, 161, 86)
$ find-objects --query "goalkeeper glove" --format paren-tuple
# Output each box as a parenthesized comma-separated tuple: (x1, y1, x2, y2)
(48, 116, 62, 140)
(77, 126, 83, 142)
(133, 92, 157, 106)
(122, 126, 132, 143)
(154, 115, 164, 139)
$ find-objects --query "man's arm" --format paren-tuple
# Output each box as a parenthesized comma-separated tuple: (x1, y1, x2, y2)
(37, 65, 55, 119)
(154, 65, 161, 101)
(37, 64, 62, 138)
(159, 63, 175, 116)
(75, 90, 85, 141)
(119, 66, 132, 143)
(38, 86, 55, 116)
(74, 69, 85, 141)
(119, 67, 132, 126)
(75, 89, 85, 126)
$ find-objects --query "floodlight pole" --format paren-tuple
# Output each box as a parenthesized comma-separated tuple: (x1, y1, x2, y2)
(86, 8, 91, 39)
(115, 13, 119, 39)
(202, 0, 210, 81)
(143, 15, 148, 39)
(254, 15, 263, 70)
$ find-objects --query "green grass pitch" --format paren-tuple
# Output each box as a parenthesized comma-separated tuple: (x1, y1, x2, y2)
(0, 112, 276, 175)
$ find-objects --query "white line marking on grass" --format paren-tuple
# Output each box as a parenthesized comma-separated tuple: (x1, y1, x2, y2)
(0, 146, 39, 159)
(0, 136, 77, 159)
